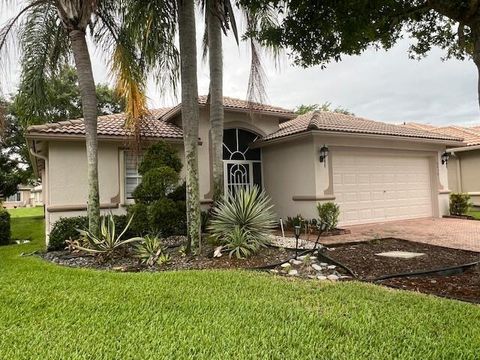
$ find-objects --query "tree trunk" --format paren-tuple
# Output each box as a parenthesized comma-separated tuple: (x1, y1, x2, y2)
(473, 29, 480, 111)
(208, 9, 225, 201)
(69, 30, 100, 235)
(178, 0, 201, 252)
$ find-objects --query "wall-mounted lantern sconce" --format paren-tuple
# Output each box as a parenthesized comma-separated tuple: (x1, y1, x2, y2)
(319, 145, 329, 166)
(441, 152, 450, 166)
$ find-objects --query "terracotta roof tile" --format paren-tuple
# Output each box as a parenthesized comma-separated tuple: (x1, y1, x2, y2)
(404, 122, 438, 131)
(428, 126, 480, 146)
(27, 108, 183, 139)
(198, 96, 295, 116)
(260, 111, 463, 142)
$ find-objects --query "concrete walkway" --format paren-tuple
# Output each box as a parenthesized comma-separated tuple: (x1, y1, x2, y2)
(320, 218, 480, 253)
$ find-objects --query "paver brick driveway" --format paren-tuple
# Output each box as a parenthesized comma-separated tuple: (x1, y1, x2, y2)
(321, 217, 480, 253)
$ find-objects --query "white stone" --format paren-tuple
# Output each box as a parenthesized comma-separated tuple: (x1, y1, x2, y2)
(311, 264, 323, 271)
(270, 269, 279, 274)
(320, 262, 329, 267)
(327, 265, 336, 270)
(317, 275, 327, 281)
(288, 269, 298, 276)
(281, 262, 291, 268)
(376, 251, 425, 259)
(327, 274, 339, 281)
(213, 246, 224, 258)
(307, 275, 316, 279)
(291, 259, 303, 265)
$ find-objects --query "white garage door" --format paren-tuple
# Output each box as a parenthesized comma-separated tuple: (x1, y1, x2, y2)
(333, 152, 433, 225)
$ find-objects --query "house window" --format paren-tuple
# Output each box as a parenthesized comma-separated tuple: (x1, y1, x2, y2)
(125, 152, 143, 200)
(7, 192, 21, 202)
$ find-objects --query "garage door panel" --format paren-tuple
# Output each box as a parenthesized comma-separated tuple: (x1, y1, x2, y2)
(333, 152, 433, 225)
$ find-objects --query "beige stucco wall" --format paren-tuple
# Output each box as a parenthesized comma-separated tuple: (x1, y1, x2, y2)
(448, 149, 480, 206)
(261, 132, 450, 221)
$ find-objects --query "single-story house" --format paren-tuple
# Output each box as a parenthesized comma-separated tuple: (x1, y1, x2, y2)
(405, 123, 480, 207)
(27, 96, 463, 243)
(2, 184, 43, 209)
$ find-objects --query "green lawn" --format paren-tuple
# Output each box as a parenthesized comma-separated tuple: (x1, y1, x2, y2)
(0, 216, 479, 359)
(468, 210, 480, 220)
(7, 206, 44, 218)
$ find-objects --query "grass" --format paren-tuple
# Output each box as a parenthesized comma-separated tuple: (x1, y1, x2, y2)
(468, 210, 480, 220)
(7, 206, 44, 218)
(0, 216, 479, 359)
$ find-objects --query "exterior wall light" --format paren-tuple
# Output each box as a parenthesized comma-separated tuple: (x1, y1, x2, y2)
(441, 152, 450, 166)
(319, 145, 329, 165)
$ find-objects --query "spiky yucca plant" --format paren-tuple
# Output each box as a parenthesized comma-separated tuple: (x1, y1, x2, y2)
(74, 213, 142, 256)
(208, 186, 277, 257)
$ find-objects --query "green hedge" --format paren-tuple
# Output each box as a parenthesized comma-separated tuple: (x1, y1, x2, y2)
(449, 193, 472, 216)
(0, 209, 11, 245)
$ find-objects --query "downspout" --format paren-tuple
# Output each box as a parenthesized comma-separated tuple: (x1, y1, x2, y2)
(29, 144, 49, 247)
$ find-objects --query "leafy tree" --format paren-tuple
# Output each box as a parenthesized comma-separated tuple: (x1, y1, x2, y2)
(0, 153, 23, 200)
(246, 0, 480, 110)
(295, 102, 354, 115)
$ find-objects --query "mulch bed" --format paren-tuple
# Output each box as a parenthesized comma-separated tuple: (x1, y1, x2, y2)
(322, 238, 480, 280)
(380, 265, 480, 304)
(43, 244, 297, 272)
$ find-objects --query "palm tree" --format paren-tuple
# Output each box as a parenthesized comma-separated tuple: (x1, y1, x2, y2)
(177, 0, 202, 252)
(0, 0, 171, 235)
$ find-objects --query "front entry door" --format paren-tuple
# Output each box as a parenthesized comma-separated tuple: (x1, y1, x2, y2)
(224, 161, 254, 195)
(222, 128, 262, 195)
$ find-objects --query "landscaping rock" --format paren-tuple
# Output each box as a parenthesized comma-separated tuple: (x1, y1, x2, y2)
(327, 274, 339, 281)
(270, 269, 279, 274)
(317, 275, 327, 280)
(311, 264, 322, 271)
(288, 269, 298, 276)
(281, 262, 291, 268)
(327, 265, 336, 270)
(213, 246, 223, 258)
(320, 262, 328, 267)
(290, 259, 303, 265)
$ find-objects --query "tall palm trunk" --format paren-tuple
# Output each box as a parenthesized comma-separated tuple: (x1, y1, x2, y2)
(69, 29, 100, 235)
(207, 9, 224, 201)
(178, 0, 201, 252)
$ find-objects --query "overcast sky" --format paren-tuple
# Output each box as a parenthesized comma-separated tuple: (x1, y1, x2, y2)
(1, 8, 478, 127)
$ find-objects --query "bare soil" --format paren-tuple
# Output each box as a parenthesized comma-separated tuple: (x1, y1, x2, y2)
(322, 238, 480, 280)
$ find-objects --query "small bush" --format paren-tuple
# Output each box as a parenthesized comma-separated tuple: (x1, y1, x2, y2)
(0, 209, 11, 245)
(449, 193, 472, 216)
(49, 215, 133, 251)
(148, 199, 187, 237)
(208, 186, 276, 258)
(286, 214, 304, 229)
(49, 216, 88, 251)
(317, 202, 340, 231)
(134, 235, 166, 266)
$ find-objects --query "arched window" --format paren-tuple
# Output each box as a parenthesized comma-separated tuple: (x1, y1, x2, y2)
(223, 129, 262, 194)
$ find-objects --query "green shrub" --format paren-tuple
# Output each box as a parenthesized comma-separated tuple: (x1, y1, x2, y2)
(208, 186, 276, 257)
(286, 214, 304, 229)
(49, 216, 88, 251)
(224, 226, 258, 259)
(317, 202, 340, 231)
(138, 141, 182, 175)
(167, 181, 186, 202)
(148, 199, 186, 237)
(48, 215, 132, 251)
(449, 193, 472, 216)
(127, 203, 150, 236)
(0, 209, 11, 245)
(132, 167, 180, 204)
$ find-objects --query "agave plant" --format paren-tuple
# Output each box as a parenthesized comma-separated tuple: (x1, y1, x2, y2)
(224, 226, 257, 259)
(208, 186, 277, 258)
(133, 235, 165, 266)
(74, 213, 142, 256)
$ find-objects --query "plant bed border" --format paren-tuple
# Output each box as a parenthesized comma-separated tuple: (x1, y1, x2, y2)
(443, 215, 479, 221)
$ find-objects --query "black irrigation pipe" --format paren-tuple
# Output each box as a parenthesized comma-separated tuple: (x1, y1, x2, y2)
(370, 260, 480, 282)
(378, 282, 480, 305)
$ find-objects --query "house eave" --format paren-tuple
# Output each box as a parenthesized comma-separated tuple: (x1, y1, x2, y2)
(447, 144, 480, 153)
(26, 133, 186, 143)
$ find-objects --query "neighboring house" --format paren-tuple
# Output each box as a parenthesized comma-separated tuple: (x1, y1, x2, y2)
(27, 96, 462, 242)
(2, 184, 43, 208)
(405, 123, 480, 207)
